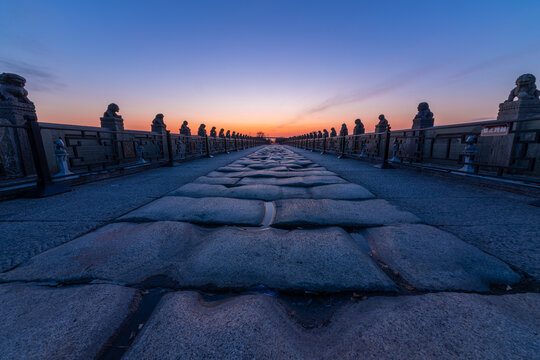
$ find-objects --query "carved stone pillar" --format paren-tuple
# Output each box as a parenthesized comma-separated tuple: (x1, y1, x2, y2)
(412, 102, 435, 129)
(0, 73, 37, 179)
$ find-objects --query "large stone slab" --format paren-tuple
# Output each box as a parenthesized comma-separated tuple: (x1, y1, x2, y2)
(238, 175, 346, 186)
(124, 291, 540, 360)
(123, 292, 300, 360)
(170, 183, 375, 201)
(170, 183, 310, 200)
(206, 170, 337, 178)
(361, 224, 521, 291)
(119, 196, 265, 226)
(309, 183, 375, 199)
(194, 176, 240, 185)
(0, 222, 395, 292)
(170, 183, 228, 198)
(0, 283, 138, 360)
(216, 166, 247, 172)
(226, 184, 310, 200)
(273, 199, 420, 227)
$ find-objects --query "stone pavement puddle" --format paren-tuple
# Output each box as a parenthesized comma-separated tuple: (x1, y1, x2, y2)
(0, 145, 537, 359)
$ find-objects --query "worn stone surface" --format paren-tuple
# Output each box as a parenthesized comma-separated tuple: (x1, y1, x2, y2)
(238, 175, 346, 186)
(207, 170, 337, 178)
(292, 146, 540, 280)
(171, 183, 311, 200)
(274, 199, 420, 227)
(0, 147, 262, 272)
(0, 222, 395, 292)
(361, 224, 521, 291)
(2, 144, 538, 359)
(309, 183, 375, 199)
(170, 183, 228, 198)
(171, 183, 374, 201)
(194, 176, 240, 185)
(124, 291, 540, 360)
(227, 184, 310, 200)
(119, 196, 265, 226)
(0, 283, 138, 360)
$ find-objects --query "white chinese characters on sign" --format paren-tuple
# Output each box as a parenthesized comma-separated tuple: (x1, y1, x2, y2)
(480, 124, 509, 136)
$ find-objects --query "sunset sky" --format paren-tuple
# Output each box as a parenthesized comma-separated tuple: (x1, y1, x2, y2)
(1, 0, 539, 137)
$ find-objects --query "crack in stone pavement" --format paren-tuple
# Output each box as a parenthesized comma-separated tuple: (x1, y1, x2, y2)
(0, 145, 538, 360)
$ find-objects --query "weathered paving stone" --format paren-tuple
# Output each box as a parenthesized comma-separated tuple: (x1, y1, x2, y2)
(0, 222, 395, 292)
(171, 183, 376, 201)
(119, 196, 265, 226)
(0, 283, 138, 360)
(361, 224, 521, 291)
(170, 183, 228, 198)
(171, 183, 310, 200)
(309, 183, 375, 199)
(247, 164, 289, 170)
(123, 292, 300, 360)
(216, 166, 247, 172)
(123, 291, 540, 360)
(194, 176, 240, 185)
(206, 170, 337, 178)
(227, 184, 310, 200)
(273, 199, 420, 227)
(238, 175, 347, 186)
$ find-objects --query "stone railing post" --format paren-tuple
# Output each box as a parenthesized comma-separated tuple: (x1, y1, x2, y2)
(150, 113, 168, 161)
(338, 136, 346, 159)
(205, 136, 213, 158)
(375, 126, 394, 169)
(166, 130, 174, 166)
(100, 103, 124, 163)
(25, 114, 71, 195)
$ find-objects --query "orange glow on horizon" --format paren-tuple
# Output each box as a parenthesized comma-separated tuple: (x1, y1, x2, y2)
(32, 93, 499, 138)
(36, 108, 498, 138)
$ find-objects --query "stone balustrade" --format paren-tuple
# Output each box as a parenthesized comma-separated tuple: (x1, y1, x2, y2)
(283, 74, 540, 180)
(0, 73, 268, 198)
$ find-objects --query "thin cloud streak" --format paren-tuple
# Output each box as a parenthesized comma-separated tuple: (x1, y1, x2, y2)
(273, 61, 448, 130)
(448, 41, 540, 81)
(275, 42, 540, 132)
(0, 58, 66, 92)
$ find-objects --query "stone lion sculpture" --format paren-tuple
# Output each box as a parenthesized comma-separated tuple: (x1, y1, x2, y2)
(339, 123, 348, 136)
(375, 114, 389, 132)
(103, 103, 122, 119)
(506, 73, 540, 102)
(180, 120, 191, 136)
(353, 119, 365, 135)
(416, 102, 433, 119)
(152, 113, 165, 126)
(198, 124, 207, 137)
(0, 73, 32, 103)
(412, 102, 434, 129)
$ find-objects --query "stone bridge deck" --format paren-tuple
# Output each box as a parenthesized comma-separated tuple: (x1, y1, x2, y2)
(0, 145, 538, 359)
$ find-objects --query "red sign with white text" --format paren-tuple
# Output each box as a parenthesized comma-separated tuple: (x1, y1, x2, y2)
(480, 124, 509, 136)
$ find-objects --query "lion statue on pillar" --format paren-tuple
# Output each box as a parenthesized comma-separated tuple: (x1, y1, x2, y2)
(0, 73, 32, 103)
(506, 73, 540, 102)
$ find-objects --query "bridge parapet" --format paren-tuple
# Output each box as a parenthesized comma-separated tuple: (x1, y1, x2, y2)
(0, 73, 268, 198)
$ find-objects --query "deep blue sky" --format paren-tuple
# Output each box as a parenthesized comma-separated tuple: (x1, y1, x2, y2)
(1, 0, 539, 135)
